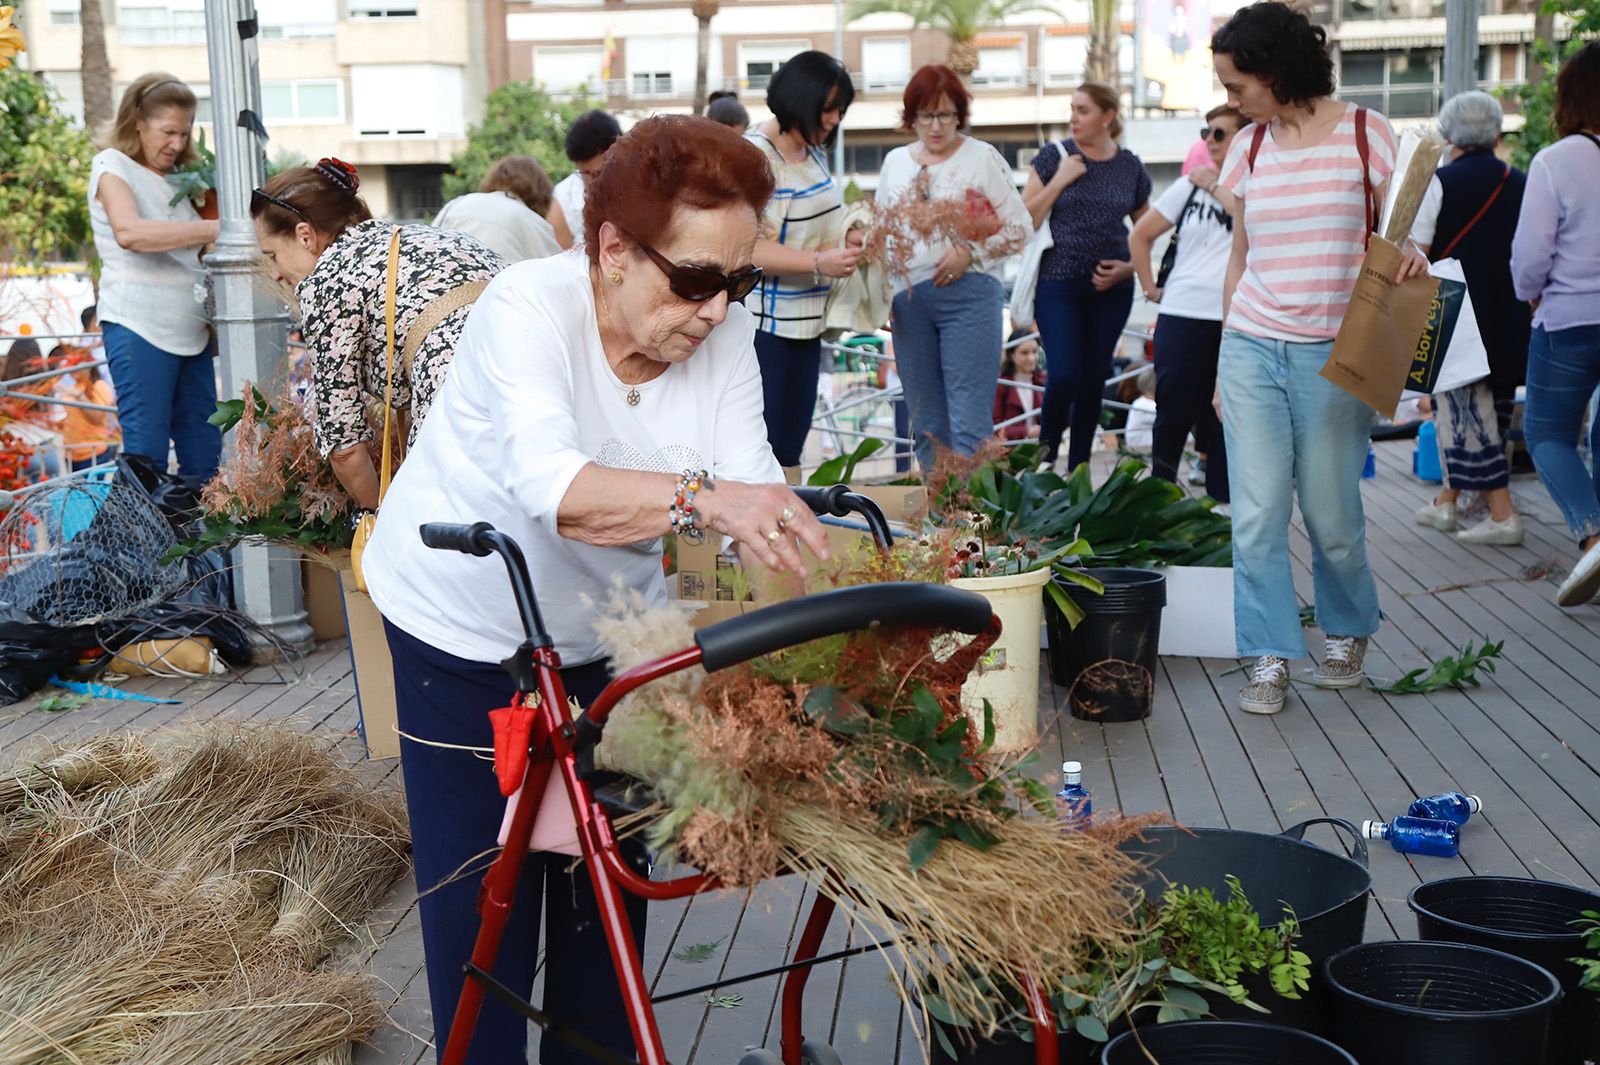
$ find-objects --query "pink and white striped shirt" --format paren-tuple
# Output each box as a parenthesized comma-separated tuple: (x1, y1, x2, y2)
(1220, 105, 1396, 343)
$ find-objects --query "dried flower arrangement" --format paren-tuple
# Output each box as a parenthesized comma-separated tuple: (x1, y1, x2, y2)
(180, 383, 369, 560)
(862, 172, 1029, 284)
(591, 546, 1144, 1039)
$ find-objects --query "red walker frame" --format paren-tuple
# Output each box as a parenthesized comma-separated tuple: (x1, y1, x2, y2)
(421, 498, 1061, 1065)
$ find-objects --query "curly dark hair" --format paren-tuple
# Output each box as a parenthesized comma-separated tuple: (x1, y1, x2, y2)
(1211, 2, 1335, 108)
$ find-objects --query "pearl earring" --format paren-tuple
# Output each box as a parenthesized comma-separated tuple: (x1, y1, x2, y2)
(608, 270, 623, 285)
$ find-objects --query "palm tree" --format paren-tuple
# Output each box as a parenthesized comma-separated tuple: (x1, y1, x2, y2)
(80, 0, 113, 132)
(1084, 0, 1117, 85)
(846, 0, 1062, 78)
(692, 0, 720, 115)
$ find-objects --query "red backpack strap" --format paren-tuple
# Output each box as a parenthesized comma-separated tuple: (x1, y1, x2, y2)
(1354, 106, 1374, 246)
(1246, 123, 1268, 171)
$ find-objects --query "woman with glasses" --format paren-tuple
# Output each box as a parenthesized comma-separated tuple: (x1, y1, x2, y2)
(359, 116, 827, 1065)
(88, 73, 221, 484)
(1128, 103, 1245, 505)
(745, 50, 863, 473)
(875, 64, 1032, 469)
(250, 158, 504, 509)
(1023, 81, 1152, 471)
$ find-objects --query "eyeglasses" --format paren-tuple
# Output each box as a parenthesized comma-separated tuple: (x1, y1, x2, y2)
(250, 187, 310, 224)
(915, 111, 960, 127)
(628, 233, 763, 303)
(1199, 126, 1229, 142)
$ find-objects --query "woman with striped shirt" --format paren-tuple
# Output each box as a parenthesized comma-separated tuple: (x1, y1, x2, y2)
(745, 51, 863, 471)
(1212, 2, 1427, 715)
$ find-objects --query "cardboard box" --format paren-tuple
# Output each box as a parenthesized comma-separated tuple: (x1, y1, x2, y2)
(302, 559, 347, 642)
(849, 483, 927, 525)
(337, 569, 401, 760)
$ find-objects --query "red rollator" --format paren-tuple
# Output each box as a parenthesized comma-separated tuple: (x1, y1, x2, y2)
(425, 485, 1061, 1065)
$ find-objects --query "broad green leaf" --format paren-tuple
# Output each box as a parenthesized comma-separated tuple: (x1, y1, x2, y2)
(908, 825, 944, 871)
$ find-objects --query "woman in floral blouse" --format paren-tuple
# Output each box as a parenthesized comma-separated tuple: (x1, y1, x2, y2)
(250, 158, 504, 508)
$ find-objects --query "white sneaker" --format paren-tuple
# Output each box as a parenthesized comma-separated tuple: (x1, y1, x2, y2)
(1557, 541, 1600, 607)
(1456, 514, 1524, 546)
(1213, 502, 1231, 517)
(1239, 655, 1290, 714)
(1415, 499, 1458, 531)
(1309, 636, 1368, 689)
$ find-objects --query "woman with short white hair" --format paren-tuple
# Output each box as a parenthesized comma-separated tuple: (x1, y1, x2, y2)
(1409, 90, 1530, 546)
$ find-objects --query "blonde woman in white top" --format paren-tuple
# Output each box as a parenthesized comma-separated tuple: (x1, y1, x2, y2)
(875, 64, 1031, 469)
(88, 72, 220, 483)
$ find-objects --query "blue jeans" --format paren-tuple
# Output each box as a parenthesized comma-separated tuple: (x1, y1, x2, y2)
(1034, 275, 1135, 469)
(1219, 330, 1380, 659)
(892, 272, 1005, 470)
(754, 331, 821, 468)
(102, 322, 221, 484)
(1524, 323, 1600, 543)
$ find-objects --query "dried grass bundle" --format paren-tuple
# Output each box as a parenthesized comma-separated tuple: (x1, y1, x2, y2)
(1383, 130, 1447, 245)
(0, 733, 159, 820)
(201, 383, 356, 532)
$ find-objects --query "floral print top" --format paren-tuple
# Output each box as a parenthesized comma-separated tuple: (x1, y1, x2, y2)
(296, 218, 506, 457)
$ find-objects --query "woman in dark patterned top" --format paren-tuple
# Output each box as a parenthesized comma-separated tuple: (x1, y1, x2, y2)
(250, 158, 504, 508)
(1022, 81, 1152, 471)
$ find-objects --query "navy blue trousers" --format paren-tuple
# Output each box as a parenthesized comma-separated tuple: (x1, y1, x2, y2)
(754, 331, 822, 468)
(1034, 276, 1135, 470)
(384, 620, 647, 1065)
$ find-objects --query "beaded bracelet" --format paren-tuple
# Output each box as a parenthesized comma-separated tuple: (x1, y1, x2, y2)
(669, 468, 713, 545)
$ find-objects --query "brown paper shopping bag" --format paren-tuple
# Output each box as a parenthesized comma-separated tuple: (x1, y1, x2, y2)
(1322, 236, 1440, 414)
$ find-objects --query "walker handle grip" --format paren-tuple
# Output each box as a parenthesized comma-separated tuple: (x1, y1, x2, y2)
(694, 583, 994, 673)
(419, 521, 496, 557)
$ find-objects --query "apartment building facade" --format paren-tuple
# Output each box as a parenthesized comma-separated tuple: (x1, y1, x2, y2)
(17, 0, 487, 219)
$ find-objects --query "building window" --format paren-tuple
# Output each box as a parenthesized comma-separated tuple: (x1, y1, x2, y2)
(1340, 48, 1445, 119)
(48, 0, 80, 25)
(533, 47, 605, 95)
(346, 0, 419, 17)
(626, 36, 699, 98)
(262, 79, 344, 123)
(388, 164, 449, 222)
(351, 65, 465, 136)
(861, 37, 911, 91)
(1041, 33, 1087, 85)
(258, 0, 337, 37)
(117, 2, 207, 45)
(973, 41, 1026, 87)
(739, 40, 810, 90)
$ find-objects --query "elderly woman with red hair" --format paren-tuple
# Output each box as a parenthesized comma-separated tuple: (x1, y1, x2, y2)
(875, 65, 1031, 470)
(360, 115, 828, 1065)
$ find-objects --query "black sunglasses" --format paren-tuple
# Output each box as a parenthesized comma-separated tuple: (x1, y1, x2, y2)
(629, 234, 763, 303)
(1199, 126, 1228, 142)
(250, 187, 310, 224)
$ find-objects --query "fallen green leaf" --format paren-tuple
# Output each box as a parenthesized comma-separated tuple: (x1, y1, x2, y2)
(672, 938, 726, 964)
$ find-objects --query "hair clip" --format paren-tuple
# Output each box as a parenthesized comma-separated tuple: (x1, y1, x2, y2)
(314, 157, 361, 195)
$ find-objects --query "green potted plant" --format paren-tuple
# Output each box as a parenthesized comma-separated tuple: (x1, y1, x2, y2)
(167, 128, 218, 219)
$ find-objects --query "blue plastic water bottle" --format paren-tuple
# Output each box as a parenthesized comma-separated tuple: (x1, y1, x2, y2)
(1363, 446, 1377, 479)
(1363, 816, 1460, 857)
(1057, 761, 1092, 829)
(1416, 421, 1443, 483)
(1407, 792, 1482, 826)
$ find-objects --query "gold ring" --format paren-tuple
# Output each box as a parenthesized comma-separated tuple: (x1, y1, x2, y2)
(780, 505, 798, 523)
(765, 528, 783, 543)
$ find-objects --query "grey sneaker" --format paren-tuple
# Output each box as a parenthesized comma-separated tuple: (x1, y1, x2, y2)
(1239, 655, 1290, 714)
(1415, 499, 1457, 531)
(1456, 514, 1523, 546)
(1309, 636, 1368, 688)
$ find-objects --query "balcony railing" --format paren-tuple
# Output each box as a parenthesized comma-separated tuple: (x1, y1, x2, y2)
(1340, 78, 1524, 117)
(1339, 0, 1534, 19)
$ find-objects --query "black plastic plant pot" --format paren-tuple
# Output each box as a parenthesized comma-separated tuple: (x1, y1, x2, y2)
(1321, 940, 1562, 1065)
(1409, 876, 1600, 1065)
(929, 1026, 1099, 1065)
(1120, 819, 1372, 1036)
(1044, 568, 1165, 722)
(1099, 1020, 1358, 1064)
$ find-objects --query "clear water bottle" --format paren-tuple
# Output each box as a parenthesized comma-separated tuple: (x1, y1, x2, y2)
(1057, 761, 1092, 829)
(1363, 816, 1460, 858)
(1407, 792, 1482, 826)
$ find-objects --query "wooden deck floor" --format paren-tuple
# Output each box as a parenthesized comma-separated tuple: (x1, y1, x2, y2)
(4, 438, 1599, 1064)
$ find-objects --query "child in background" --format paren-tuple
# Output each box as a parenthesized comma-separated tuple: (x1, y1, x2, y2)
(1123, 367, 1158, 452)
(994, 328, 1047, 440)
(51, 344, 120, 471)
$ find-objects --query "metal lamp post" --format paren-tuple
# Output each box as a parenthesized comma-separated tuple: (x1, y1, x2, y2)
(203, 0, 314, 654)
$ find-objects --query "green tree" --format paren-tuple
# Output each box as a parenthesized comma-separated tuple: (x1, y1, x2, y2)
(442, 80, 600, 204)
(0, 66, 93, 262)
(845, 0, 1061, 77)
(1500, 0, 1600, 169)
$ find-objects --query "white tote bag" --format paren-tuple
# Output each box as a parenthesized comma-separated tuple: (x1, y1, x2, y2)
(1007, 140, 1066, 327)
(1401, 257, 1490, 401)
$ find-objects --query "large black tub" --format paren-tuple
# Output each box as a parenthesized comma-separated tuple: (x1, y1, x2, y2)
(1410, 876, 1600, 1065)
(1100, 1020, 1358, 1064)
(1121, 819, 1371, 1034)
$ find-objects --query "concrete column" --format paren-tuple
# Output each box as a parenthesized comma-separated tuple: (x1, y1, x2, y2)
(204, 0, 314, 655)
(1443, 0, 1480, 103)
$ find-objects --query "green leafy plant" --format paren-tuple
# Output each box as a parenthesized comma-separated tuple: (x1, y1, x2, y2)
(1570, 910, 1600, 995)
(1370, 638, 1504, 695)
(808, 438, 884, 487)
(166, 128, 216, 208)
(1499, 0, 1600, 169)
(1159, 875, 1311, 1006)
(0, 65, 93, 262)
(444, 80, 601, 201)
(34, 693, 90, 714)
(672, 938, 726, 964)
